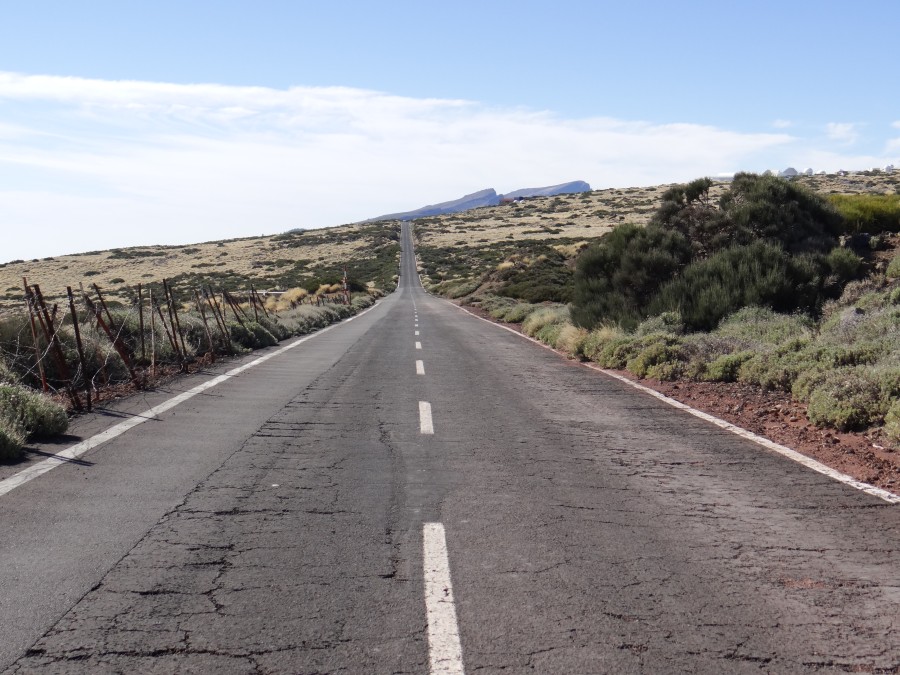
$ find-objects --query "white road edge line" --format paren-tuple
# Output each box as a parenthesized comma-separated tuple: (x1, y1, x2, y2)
(423, 522, 465, 675)
(451, 303, 900, 505)
(0, 301, 384, 499)
(419, 401, 434, 434)
(416, 360, 426, 375)
(416, 341, 423, 350)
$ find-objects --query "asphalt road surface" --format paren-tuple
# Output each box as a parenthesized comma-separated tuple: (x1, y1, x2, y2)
(1, 223, 898, 673)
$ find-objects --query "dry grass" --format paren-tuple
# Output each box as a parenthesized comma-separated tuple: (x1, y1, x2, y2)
(0, 223, 382, 313)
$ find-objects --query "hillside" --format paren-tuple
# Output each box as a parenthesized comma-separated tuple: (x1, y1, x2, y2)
(0, 222, 400, 313)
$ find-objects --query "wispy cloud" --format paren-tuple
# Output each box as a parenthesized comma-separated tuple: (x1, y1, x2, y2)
(0, 72, 889, 261)
(825, 122, 860, 145)
(772, 119, 792, 129)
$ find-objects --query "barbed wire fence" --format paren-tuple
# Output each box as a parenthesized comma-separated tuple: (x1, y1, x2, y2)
(1, 275, 359, 412)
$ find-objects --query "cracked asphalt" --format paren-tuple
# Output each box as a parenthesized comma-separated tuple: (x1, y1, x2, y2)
(2, 223, 899, 673)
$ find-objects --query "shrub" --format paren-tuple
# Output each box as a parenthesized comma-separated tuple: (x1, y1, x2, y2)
(535, 321, 565, 346)
(500, 303, 540, 323)
(497, 249, 574, 303)
(654, 173, 844, 255)
(572, 223, 691, 330)
(702, 351, 754, 383)
(715, 307, 814, 346)
(596, 335, 641, 369)
(720, 172, 844, 253)
(650, 177, 734, 257)
(737, 350, 808, 391)
(650, 242, 826, 331)
(555, 324, 589, 356)
(0, 384, 68, 437)
(825, 247, 864, 285)
(807, 369, 889, 431)
(887, 253, 900, 279)
(0, 359, 18, 385)
(256, 315, 291, 341)
(580, 326, 626, 362)
(635, 312, 684, 337)
(478, 295, 517, 318)
(522, 305, 569, 337)
(884, 400, 900, 444)
(0, 422, 25, 461)
(626, 339, 687, 380)
(595, 333, 680, 371)
(444, 279, 480, 299)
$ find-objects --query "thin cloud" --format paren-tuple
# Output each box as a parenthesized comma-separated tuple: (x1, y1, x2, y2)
(772, 119, 792, 129)
(1, 70, 888, 262)
(825, 122, 860, 145)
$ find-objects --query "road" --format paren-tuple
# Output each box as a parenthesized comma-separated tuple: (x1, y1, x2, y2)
(1, 223, 898, 673)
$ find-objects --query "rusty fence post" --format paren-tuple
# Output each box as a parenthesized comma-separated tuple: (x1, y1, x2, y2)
(22, 278, 48, 392)
(67, 286, 91, 412)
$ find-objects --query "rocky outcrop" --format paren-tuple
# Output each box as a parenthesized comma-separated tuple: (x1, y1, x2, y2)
(500, 180, 591, 200)
(366, 181, 591, 222)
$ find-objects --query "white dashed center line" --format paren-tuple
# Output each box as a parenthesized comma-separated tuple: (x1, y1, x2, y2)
(419, 401, 434, 434)
(415, 330, 420, 336)
(416, 341, 422, 350)
(423, 522, 465, 674)
(416, 360, 425, 375)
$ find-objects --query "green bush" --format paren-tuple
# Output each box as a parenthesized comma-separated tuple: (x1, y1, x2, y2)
(626, 339, 687, 380)
(807, 369, 889, 431)
(825, 247, 864, 283)
(256, 315, 291, 341)
(649, 242, 826, 331)
(887, 253, 900, 279)
(0, 384, 68, 438)
(534, 321, 566, 346)
(497, 303, 539, 323)
(497, 249, 574, 303)
(522, 305, 569, 337)
(596, 335, 641, 369)
(0, 359, 18, 385)
(702, 351, 754, 383)
(715, 307, 814, 346)
(635, 312, 684, 337)
(884, 399, 900, 444)
(720, 172, 844, 253)
(573, 174, 849, 333)
(479, 295, 517, 318)
(572, 223, 691, 330)
(579, 326, 626, 362)
(228, 321, 277, 349)
(444, 279, 480, 299)
(737, 350, 808, 391)
(0, 422, 25, 461)
(594, 333, 679, 370)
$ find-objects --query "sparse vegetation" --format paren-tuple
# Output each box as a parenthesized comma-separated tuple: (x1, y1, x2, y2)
(0, 383, 68, 459)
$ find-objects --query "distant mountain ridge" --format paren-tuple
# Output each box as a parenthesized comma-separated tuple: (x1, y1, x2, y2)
(366, 180, 591, 222)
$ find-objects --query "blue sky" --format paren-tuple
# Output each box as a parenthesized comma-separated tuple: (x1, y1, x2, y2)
(1, 0, 898, 262)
